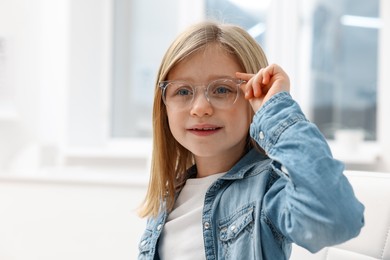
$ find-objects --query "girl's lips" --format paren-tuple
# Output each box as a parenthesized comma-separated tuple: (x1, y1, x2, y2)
(187, 126, 223, 136)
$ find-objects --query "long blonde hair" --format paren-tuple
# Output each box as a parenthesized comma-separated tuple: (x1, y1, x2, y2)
(139, 21, 268, 218)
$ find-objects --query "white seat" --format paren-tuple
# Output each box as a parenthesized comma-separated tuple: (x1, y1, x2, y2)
(290, 171, 390, 260)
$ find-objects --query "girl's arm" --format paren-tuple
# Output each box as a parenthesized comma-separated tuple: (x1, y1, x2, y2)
(237, 65, 365, 252)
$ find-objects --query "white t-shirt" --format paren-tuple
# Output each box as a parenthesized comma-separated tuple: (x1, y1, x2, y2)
(158, 172, 225, 259)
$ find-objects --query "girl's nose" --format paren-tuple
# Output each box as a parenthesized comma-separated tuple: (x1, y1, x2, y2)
(190, 90, 213, 117)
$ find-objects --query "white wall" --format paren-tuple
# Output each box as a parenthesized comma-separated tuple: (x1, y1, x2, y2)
(378, 0, 390, 171)
(0, 0, 70, 172)
(0, 177, 147, 260)
(0, 0, 42, 170)
(0, 1, 149, 258)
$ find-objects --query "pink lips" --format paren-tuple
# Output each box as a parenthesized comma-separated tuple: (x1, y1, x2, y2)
(187, 124, 222, 136)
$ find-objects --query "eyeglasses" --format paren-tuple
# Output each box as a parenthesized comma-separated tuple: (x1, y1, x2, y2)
(159, 78, 245, 110)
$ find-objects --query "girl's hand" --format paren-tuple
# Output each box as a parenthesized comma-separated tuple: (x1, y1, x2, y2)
(236, 64, 290, 112)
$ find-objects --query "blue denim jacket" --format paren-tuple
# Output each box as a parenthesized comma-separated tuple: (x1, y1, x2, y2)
(138, 92, 365, 259)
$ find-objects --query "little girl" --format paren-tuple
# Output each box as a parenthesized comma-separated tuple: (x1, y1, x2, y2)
(138, 21, 364, 260)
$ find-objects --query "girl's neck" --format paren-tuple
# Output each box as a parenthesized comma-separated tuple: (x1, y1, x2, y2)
(194, 149, 246, 178)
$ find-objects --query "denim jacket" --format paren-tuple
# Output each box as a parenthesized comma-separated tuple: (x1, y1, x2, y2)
(138, 92, 365, 260)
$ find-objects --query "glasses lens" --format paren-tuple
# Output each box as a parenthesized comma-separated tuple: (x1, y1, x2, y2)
(161, 79, 242, 109)
(207, 79, 239, 108)
(163, 82, 194, 108)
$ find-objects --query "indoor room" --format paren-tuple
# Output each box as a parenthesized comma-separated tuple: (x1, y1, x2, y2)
(0, 0, 389, 259)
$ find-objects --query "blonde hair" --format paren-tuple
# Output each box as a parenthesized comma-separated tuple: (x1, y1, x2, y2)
(139, 21, 268, 218)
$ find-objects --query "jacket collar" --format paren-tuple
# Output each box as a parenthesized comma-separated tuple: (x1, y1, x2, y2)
(185, 148, 270, 181)
(221, 148, 270, 180)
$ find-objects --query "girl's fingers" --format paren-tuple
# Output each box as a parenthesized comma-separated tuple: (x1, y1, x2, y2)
(235, 72, 255, 81)
(236, 71, 264, 99)
(262, 69, 271, 85)
(237, 64, 290, 111)
(243, 78, 254, 99)
(236, 73, 254, 98)
(245, 87, 254, 99)
(252, 72, 263, 98)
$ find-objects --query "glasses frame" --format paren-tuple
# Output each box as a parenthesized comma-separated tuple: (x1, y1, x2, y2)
(159, 78, 246, 109)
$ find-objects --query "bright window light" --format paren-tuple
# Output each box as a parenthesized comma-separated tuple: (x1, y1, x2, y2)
(247, 23, 266, 38)
(341, 15, 382, 29)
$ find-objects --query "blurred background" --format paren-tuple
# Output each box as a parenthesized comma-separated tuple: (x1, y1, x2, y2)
(0, 0, 389, 259)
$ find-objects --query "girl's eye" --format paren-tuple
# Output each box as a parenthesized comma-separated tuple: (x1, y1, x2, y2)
(215, 86, 231, 94)
(175, 87, 193, 96)
(211, 84, 236, 95)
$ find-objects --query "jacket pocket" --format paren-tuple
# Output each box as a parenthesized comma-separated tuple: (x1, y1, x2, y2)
(218, 203, 255, 259)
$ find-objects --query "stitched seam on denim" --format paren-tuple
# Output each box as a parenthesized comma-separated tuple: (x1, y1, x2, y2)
(218, 204, 255, 242)
(240, 161, 272, 180)
(269, 115, 307, 146)
(257, 91, 291, 117)
(222, 159, 270, 180)
(202, 190, 217, 260)
(261, 171, 286, 244)
(261, 210, 285, 242)
(381, 223, 390, 259)
(265, 170, 280, 191)
(218, 203, 255, 226)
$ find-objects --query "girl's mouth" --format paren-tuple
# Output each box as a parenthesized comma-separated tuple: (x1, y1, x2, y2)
(188, 127, 222, 136)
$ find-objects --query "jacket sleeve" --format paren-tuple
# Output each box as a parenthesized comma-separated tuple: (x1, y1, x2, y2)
(250, 91, 365, 253)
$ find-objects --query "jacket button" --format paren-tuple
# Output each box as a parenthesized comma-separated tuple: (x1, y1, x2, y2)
(259, 131, 265, 140)
(281, 165, 289, 175)
(230, 225, 238, 233)
(204, 222, 210, 230)
(140, 240, 147, 247)
(157, 224, 162, 231)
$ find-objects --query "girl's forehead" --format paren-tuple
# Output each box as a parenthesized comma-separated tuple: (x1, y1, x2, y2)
(167, 45, 241, 82)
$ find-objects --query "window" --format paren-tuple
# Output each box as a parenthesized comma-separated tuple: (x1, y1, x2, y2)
(110, 0, 204, 138)
(111, 0, 177, 138)
(296, 0, 381, 167)
(309, 0, 379, 142)
(2, 0, 388, 175)
(206, 0, 379, 142)
(64, 0, 389, 171)
(206, 0, 269, 50)
(205, 0, 381, 168)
